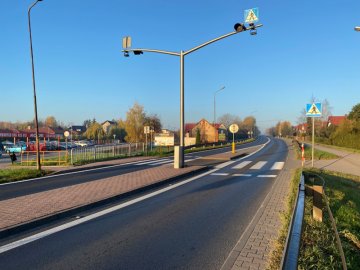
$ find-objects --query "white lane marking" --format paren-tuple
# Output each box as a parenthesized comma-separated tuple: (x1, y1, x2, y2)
(257, 175, 277, 178)
(0, 167, 220, 254)
(210, 173, 229, 176)
(149, 160, 173, 166)
(270, 162, 284, 170)
(232, 161, 252, 169)
(215, 160, 237, 169)
(233, 174, 252, 177)
(250, 161, 267, 170)
(0, 158, 159, 186)
(135, 159, 169, 166)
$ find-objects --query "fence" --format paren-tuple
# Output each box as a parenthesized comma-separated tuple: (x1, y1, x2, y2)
(20, 151, 68, 166)
(70, 143, 145, 164)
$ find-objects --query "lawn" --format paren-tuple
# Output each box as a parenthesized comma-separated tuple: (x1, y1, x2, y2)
(0, 168, 50, 184)
(299, 169, 360, 269)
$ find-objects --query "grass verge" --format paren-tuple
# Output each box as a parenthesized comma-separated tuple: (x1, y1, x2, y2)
(294, 141, 339, 160)
(0, 168, 50, 184)
(314, 140, 360, 154)
(299, 169, 360, 269)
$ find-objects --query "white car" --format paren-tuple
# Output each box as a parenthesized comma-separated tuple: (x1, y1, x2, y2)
(74, 140, 89, 147)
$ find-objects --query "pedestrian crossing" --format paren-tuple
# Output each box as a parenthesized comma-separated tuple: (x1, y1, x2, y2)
(133, 158, 285, 175)
(233, 161, 284, 171)
(134, 156, 201, 167)
(209, 160, 285, 178)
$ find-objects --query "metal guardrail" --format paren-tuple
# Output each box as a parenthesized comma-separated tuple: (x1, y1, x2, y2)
(280, 173, 305, 270)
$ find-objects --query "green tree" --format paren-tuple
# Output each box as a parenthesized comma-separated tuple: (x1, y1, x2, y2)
(108, 119, 127, 141)
(348, 103, 360, 122)
(195, 128, 201, 145)
(83, 119, 92, 129)
(144, 114, 162, 133)
(44, 116, 57, 127)
(84, 122, 105, 140)
(124, 102, 146, 143)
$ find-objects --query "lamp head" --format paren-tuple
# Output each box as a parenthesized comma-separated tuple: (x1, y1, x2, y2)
(234, 23, 245, 32)
(355, 26, 360, 32)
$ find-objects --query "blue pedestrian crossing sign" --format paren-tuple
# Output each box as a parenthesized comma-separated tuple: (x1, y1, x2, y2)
(306, 103, 322, 117)
(244, 8, 259, 23)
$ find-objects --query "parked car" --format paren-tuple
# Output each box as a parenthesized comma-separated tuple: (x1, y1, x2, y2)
(27, 143, 46, 151)
(2, 141, 14, 152)
(74, 140, 91, 147)
(6, 144, 27, 153)
(0, 150, 2, 158)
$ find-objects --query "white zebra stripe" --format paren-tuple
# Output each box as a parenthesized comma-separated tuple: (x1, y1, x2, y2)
(270, 162, 284, 170)
(232, 161, 252, 169)
(250, 161, 267, 170)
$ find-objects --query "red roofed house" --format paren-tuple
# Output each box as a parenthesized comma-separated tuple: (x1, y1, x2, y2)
(186, 119, 227, 144)
(327, 116, 346, 127)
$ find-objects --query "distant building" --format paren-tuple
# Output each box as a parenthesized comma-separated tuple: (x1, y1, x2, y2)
(327, 116, 346, 127)
(69, 125, 86, 134)
(101, 120, 117, 134)
(154, 129, 174, 146)
(186, 119, 227, 144)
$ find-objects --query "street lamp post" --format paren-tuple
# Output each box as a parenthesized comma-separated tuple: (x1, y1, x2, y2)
(28, 0, 43, 171)
(214, 86, 225, 125)
(122, 22, 263, 168)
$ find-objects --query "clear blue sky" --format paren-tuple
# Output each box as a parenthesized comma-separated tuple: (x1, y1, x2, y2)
(1, 0, 360, 132)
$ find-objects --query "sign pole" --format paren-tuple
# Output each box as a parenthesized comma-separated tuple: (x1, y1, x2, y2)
(229, 123, 238, 154)
(312, 117, 315, 168)
(145, 133, 148, 156)
(232, 132, 235, 154)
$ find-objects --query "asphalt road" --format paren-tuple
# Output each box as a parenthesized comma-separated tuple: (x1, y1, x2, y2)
(0, 137, 267, 201)
(0, 137, 288, 270)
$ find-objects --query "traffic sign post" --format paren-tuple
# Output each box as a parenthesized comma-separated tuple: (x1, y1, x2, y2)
(229, 124, 239, 154)
(64, 131, 70, 151)
(306, 103, 322, 167)
(144, 126, 150, 155)
(301, 143, 305, 167)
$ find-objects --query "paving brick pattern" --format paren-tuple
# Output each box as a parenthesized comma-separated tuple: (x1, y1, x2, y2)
(0, 164, 202, 231)
(227, 141, 299, 270)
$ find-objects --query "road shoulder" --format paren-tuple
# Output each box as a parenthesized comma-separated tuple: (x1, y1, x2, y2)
(221, 139, 300, 270)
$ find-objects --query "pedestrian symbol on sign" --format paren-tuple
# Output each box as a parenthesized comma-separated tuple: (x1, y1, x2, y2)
(244, 8, 259, 23)
(306, 103, 322, 117)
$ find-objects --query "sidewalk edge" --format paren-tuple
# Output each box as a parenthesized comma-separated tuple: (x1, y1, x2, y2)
(0, 166, 208, 239)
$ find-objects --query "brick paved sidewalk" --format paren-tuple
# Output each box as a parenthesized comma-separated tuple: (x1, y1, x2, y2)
(0, 164, 204, 234)
(222, 140, 300, 270)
